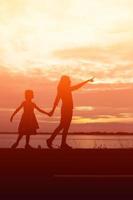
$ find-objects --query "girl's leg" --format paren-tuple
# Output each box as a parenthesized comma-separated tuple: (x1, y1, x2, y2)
(11, 134, 23, 149)
(47, 124, 63, 148)
(25, 135, 30, 146)
(25, 135, 34, 149)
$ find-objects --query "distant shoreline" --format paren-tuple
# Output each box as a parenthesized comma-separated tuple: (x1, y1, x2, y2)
(1, 132, 133, 135)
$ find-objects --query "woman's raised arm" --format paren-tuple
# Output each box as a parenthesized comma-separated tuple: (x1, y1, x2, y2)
(71, 77, 94, 91)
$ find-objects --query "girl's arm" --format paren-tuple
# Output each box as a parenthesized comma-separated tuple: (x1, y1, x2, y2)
(34, 104, 49, 115)
(71, 77, 94, 91)
(10, 103, 23, 122)
(49, 92, 61, 116)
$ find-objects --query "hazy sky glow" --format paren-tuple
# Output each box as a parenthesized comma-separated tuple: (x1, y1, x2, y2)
(0, 0, 133, 132)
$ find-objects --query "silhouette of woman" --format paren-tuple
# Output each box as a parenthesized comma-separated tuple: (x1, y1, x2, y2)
(47, 76, 94, 149)
(10, 90, 49, 149)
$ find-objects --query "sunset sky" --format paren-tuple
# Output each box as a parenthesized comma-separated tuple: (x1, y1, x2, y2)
(1, 0, 133, 132)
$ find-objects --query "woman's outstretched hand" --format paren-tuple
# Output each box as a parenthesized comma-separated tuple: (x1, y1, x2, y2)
(89, 77, 94, 82)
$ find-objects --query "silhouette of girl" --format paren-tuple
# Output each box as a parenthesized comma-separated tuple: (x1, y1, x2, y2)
(47, 76, 94, 149)
(10, 90, 49, 149)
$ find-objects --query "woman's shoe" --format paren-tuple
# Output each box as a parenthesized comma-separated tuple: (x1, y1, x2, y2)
(11, 143, 18, 149)
(46, 139, 53, 149)
(25, 144, 34, 150)
(60, 143, 72, 150)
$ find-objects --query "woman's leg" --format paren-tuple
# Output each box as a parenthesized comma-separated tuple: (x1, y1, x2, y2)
(61, 126, 69, 147)
(61, 111, 73, 148)
(11, 134, 23, 149)
(47, 124, 63, 148)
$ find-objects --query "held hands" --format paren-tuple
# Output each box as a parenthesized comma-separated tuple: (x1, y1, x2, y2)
(48, 110, 54, 117)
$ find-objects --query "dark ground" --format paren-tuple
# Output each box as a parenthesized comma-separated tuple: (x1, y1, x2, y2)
(0, 149, 133, 199)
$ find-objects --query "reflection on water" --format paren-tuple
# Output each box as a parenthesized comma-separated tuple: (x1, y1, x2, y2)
(0, 134, 133, 149)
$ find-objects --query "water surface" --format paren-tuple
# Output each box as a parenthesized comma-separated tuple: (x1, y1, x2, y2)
(0, 134, 133, 149)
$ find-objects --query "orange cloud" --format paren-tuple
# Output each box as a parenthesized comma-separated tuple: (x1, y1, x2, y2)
(0, 0, 133, 132)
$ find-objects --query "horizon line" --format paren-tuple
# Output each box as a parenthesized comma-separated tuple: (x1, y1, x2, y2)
(0, 132, 133, 135)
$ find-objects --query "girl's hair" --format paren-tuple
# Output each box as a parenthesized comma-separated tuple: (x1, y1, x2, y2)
(57, 75, 71, 92)
(25, 90, 34, 99)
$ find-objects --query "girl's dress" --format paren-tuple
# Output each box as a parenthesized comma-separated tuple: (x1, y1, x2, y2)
(18, 101, 39, 135)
